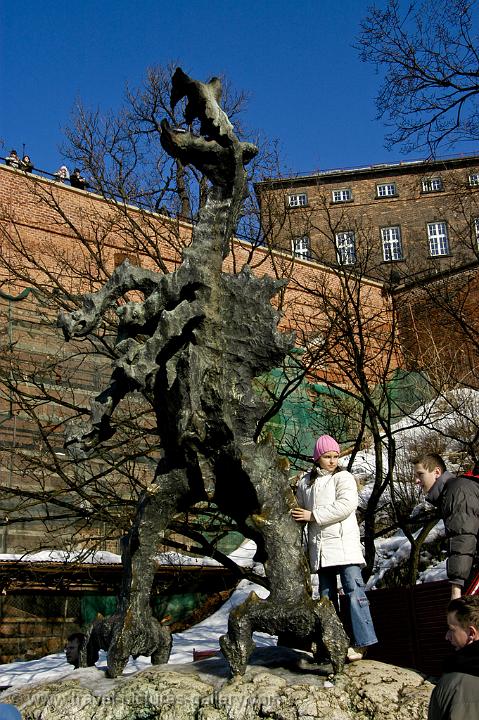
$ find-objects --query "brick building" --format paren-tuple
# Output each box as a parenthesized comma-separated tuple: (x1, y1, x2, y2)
(256, 154, 479, 282)
(395, 261, 479, 387)
(1, 158, 478, 663)
(0, 163, 391, 556)
(1, 155, 477, 558)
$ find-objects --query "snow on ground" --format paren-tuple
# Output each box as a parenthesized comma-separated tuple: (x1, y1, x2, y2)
(0, 579, 273, 689)
(0, 529, 449, 689)
(365, 521, 447, 590)
(0, 541, 274, 689)
(5, 386, 474, 690)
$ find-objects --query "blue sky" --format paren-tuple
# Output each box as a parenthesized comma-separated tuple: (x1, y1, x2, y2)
(1, 1, 474, 178)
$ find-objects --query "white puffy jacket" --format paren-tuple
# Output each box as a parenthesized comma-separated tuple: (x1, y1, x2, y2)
(296, 468, 365, 571)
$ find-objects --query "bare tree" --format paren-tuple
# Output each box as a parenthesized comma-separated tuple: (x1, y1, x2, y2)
(63, 63, 263, 229)
(0, 64, 273, 579)
(255, 178, 479, 583)
(3, 60, 479, 593)
(357, 0, 479, 154)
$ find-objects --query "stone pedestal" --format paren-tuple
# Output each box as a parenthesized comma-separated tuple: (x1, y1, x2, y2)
(2, 649, 433, 720)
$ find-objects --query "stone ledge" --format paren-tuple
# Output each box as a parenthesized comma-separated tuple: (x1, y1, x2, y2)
(1, 647, 433, 720)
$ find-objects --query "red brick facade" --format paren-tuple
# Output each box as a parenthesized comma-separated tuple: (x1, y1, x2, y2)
(396, 264, 479, 387)
(1, 160, 476, 525)
(0, 164, 392, 554)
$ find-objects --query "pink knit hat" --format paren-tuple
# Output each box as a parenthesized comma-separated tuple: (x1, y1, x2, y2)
(313, 435, 340, 462)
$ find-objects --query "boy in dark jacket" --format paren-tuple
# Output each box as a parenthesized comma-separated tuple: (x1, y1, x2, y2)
(428, 596, 479, 720)
(414, 454, 479, 600)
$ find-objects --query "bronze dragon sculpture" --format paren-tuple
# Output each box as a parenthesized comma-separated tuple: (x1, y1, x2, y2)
(58, 68, 348, 678)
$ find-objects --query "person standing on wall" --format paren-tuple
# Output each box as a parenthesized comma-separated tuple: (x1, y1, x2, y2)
(5, 150, 20, 168)
(70, 168, 88, 189)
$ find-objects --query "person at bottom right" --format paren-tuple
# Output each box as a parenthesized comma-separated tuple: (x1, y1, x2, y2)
(429, 595, 479, 720)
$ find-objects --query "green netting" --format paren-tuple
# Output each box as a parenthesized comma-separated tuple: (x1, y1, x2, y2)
(260, 354, 367, 462)
(258, 362, 319, 463)
(153, 592, 210, 624)
(259, 365, 432, 461)
(308, 382, 358, 442)
(213, 530, 244, 554)
(383, 369, 433, 418)
(79, 591, 217, 627)
(80, 595, 118, 624)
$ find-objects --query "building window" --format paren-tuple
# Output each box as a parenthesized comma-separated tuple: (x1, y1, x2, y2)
(335, 231, 356, 265)
(427, 222, 449, 256)
(332, 188, 352, 203)
(421, 177, 443, 193)
(381, 226, 403, 261)
(292, 235, 311, 260)
(474, 218, 479, 247)
(287, 192, 308, 208)
(376, 183, 397, 198)
(469, 173, 479, 187)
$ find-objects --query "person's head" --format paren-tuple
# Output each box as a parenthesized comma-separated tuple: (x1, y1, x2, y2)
(65, 632, 85, 667)
(73, 168, 80, 175)
(23, 155, 30, 162)
(9, 149, 17, 156)
(313, 434, 340, 472)
(446, 596, 479, 649)
(412, 452, 446, 493)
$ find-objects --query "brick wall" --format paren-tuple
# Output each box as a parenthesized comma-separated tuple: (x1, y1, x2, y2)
(396, 265, 479, 387)
(0, 162, 390, 356)
(0, 166, 395, 554)
(6, 162, 476, 553)
(0, 164, 188, 295)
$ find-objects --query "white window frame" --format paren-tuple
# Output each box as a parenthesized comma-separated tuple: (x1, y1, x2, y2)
(381, 226, 403, 261)
(421, 177, 443, 193)
(376, 183, 397, 198)
(474, 217, 479, 247)
(469, 173, 479, 187)
(292, 235, 311, 260)
(287, 192, 308, 208)
(427, 222, 449, 256)
(332, 188, 352, 203)
(335, 231, 356, 265)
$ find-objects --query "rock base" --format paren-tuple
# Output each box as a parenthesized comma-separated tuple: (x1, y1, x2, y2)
(1, 647, 434, 720)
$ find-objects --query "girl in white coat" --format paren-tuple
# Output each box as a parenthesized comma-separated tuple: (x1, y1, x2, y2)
(291, 434, 377, 660)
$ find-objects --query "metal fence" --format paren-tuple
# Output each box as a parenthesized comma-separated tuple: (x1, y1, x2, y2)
(363, 580, 452, 676)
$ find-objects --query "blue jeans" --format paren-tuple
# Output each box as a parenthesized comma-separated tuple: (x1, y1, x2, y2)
(319, 564, 377, 648)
